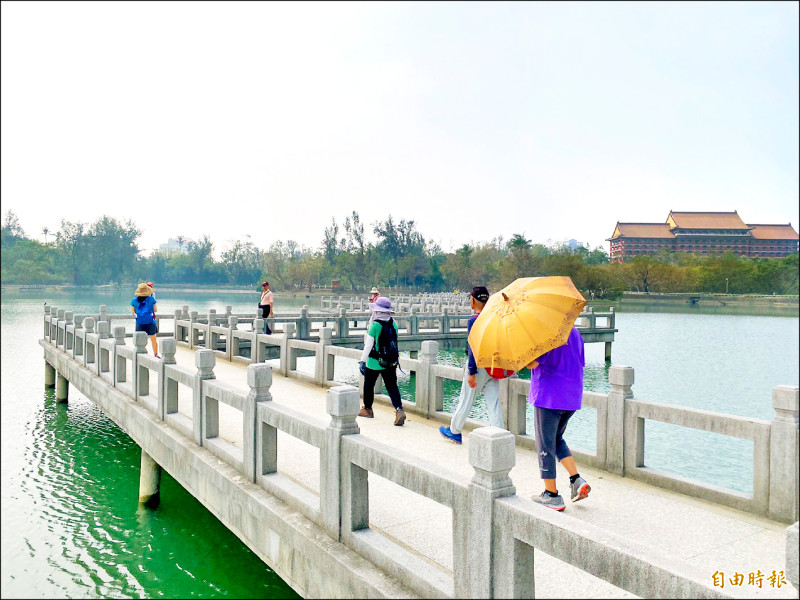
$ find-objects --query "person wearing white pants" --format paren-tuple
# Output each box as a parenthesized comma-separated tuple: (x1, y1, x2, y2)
(439, 286, 506, 444)
(448, 367, 504, 436)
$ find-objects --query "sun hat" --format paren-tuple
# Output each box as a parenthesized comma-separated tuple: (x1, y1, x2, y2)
(369, 287, 380, 295)
(135, 283, 152, 297)
(470, 286, 490, 303)
(369, 296, 395, 314)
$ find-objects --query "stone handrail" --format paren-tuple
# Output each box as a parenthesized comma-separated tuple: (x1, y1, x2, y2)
(42, 307, 794, 597)
(44, 305, 799, 525)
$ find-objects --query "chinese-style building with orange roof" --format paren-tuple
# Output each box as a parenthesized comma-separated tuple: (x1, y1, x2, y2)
(607, 211, 799, 262)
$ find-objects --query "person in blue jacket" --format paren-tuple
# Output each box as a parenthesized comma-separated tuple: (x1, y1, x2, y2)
(439, 286, 506, 444)
(130, 282, 159, 358)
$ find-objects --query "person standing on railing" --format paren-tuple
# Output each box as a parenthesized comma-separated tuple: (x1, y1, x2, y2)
(130, 282, 160, 358)
(259, 281, 274, 334)
(528, 325, 590, 511)
(439, 286, 506, 444)
(357, 296, 406, 426)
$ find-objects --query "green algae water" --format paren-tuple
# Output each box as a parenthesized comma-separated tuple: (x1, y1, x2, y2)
(1, 291, 301, 599)
(2, 288, 798, 597)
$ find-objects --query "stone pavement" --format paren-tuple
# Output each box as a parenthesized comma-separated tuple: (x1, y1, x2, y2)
(171, 345, 797, 599)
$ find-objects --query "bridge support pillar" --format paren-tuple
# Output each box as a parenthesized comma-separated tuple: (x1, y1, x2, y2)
(56, 372, 69, 403)
(45, 361, 56, 388)
(138, 449, 162, 507)
(605, 341, 612, 362)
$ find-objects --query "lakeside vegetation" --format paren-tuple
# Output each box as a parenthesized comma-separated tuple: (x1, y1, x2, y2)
(2, 210, 797, 297)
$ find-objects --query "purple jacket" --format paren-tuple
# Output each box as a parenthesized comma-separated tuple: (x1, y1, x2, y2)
(527, 327, 585, 411)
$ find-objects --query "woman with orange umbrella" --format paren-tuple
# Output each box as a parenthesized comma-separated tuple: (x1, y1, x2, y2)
(466, 276, 591, 510)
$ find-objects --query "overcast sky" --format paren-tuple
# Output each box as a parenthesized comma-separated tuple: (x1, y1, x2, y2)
(2, 1, 798, 257)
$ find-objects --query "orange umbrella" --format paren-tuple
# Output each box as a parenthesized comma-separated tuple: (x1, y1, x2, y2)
(468, 276, 586, 371)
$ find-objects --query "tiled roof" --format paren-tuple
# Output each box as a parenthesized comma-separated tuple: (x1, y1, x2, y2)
(747, 224, 799, 240)
(667, 211, 749, 230)
(608, 223, 675, 240)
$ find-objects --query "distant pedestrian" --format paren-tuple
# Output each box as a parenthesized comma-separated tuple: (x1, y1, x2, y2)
(130, 282, 159, 358)
(358, 296, 406, 426)
(439, 286, 506, 444)
(367, 287, 380, 324)
(259, 281, 274, 334)
(528, 326, 590, 511)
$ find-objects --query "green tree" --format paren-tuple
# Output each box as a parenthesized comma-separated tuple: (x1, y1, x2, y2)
(221, 238, 263, 284)
(187, 235, 214, 281)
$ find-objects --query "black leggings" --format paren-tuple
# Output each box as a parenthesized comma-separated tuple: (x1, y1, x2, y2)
(363, 366, 403, 410)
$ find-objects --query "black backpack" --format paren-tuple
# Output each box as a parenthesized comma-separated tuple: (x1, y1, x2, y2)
(370, 319, 399, 369)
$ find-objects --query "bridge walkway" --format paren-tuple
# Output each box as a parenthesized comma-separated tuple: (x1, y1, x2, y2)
(167, 344, 794, 599)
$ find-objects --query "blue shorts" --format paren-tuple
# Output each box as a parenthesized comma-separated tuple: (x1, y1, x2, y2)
(136, 322, 158, 336)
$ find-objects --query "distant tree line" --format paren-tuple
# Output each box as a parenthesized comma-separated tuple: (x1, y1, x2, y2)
(1, 210, 797, 297)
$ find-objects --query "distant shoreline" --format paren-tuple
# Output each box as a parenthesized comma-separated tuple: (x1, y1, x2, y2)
(2, 283, 798, 310)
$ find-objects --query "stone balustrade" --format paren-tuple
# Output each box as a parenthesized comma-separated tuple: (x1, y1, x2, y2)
(43, 305, 798, 526)
(40, 314, 748, 598)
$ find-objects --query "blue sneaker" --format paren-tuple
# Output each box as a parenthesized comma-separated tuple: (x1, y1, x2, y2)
(439, 426, 462, 444)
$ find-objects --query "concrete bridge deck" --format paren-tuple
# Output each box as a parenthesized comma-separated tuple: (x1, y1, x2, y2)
(165, 343, 795, 599)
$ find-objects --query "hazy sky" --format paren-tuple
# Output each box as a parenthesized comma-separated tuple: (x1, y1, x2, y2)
(2, 1, 798, 257)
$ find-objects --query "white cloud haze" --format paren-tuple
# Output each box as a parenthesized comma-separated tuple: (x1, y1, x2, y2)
(2, 1, 798, 257)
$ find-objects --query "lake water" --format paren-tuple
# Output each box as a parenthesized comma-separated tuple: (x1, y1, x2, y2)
(2, 288, 798, 598)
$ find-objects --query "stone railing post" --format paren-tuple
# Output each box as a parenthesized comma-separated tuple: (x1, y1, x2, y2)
(769, 386, 799, 523)
(72, 314, 85, 357)
(49, 306, 58, 343)
(189, 311, 198, 348)
(322, 386, 361, 541)
(225, 305, 232, 319)
(410, 307, 419, 336)
(96, 321, 111, 375)
(296, 305, 310, 340)
(607, 365, 634, 476)
(43, 304, 51, 339)
(336, 307, 349, 338)
(64, 312, 74, 350)
(113, 326, 127, 385)
(254, 317, 264, 334)
(133, 331, 149, 397)
(206, 309, 217, 349)
(441, 308, 450, 334)
(98, 304, 108, 323)
(414, 341, 439, 417)
(317, 327, 333, 385)
(501, 374, 527, 436)
(56, 309, 66, 347)
(456, 426, 516, 598)
(156, 338, 176, 420)
(245, 363, 272, 482)
(82, 317, 96, 366)
(162, 339, 178, 418)
(787, 521, 799, 590)
(193, 349, 216, 445)
(227, 316, 238, 360)
(280, 323, 297, 376)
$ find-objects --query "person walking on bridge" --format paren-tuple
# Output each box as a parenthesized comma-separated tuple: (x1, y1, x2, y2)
(259, 281, 274, 334)
(367, 287, 380, 324)
(528, 325, 591, 511)
(358, 296, 406, 426)
(130, 282, 159, 358)
(439, 286, 506, 444)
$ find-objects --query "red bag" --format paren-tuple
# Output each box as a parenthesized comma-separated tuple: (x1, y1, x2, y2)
(485, 367, 515, 379)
